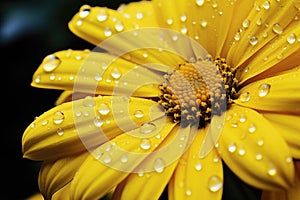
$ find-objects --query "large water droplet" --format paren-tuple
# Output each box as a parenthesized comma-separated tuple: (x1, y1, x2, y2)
(134, 110, 144, 118)
(153, 158, 165, 173)
(228, 142, 237, 153)
(94, 116, 104, 127)
(140, 138, 151, 150)
(57, 127, 64, 136)
(287, 33, 296, 44)
(111, 68, 122, 79)
(208, 175, 223, 192)
(272, 23, 283, 34)
(114, 21, 124, 32)
(43, 54, 61, 72)
(79, 7, 90, 18)
(53, 111, 65, 125)
(248, 124, 256, 133)
(196, 0, 205, 6)
(262, 1, 271, 10)
(195, 161, 202, 171)
(97, 10, 108, 22)
(239, 92, 251, 102)
(140, 122, 156, 134)
(249, 36, 258, 46)
(258, 83, 271, 97)
(104, 27, 112, 37)
(242, 19, 250, 28)
(97, 103, 110, 115)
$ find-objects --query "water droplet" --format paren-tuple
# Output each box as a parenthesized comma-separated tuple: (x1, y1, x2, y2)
(239, 92, 251, 102)
(238, 147, 246, 156)
(185, 190, 192, 196)
(195, 161, 202, 171)
(111, 68, 121, 79)
(248, 124, 256, 133)
(97, 103, 110, 115)
(43, 54, 61, 72)
(104, 27, 112, 37)
(255, 154, 263, 160)
(41, 120, 48, 126)
(134, 110, 144, 118)
(103, 154, 112, 163)
(166, 17, 173, 25)
(211, 1, 218, 8)
(249, 36, 258, 46)
(114, 21, 124, 32)
(79, 7, 90, 18)
(200, 19, 208, 27)
(181, 26, 188, 34)
(140, 139, 151, 150)
(97, 10, 108, 22)
(228, 142, 237, 153)
(262, 1, 271, 10)
(53, 111, 65, 125)
(94, 73, 102, 81)
(257, 139, 264, 146)
(242, 19, 250, 28)
(286, 157, 292, 163)
(258, 83, 271, 97)
(267, 165, 277, 176)
(239, 114, 247, 123)
(208, 175, 223, 192)
(94, 116, 104, 127)
(256, 18, 262, 26)
(196, 0, 205, 6)
(180, 14, 187, 22)
(140, 122, 156, 134)
(57, 127, 64, 136)
(272, 23, 283, 34)
(138, 169, 144, 176)
(287, 33, 296, 44)
(83, 96, 95, 107)
(153, 158, 165, 173)
(234, 32, 241, 41)
(120, 155, 128, 163)
(76, 20, 83, 26)
(136, 12, 143, 19)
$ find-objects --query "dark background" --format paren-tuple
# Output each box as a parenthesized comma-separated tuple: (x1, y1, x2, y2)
(1, 0, 261, 199)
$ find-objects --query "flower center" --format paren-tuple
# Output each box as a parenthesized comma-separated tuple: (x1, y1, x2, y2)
(158, 55, 238, 128)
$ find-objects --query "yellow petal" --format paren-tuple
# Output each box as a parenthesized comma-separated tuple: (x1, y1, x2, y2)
(38, 151, 89, 199)
(263, 112, 300, 159)
(22, 96, 164, 160)
(69, 118, 176, 200)
(261, 161, 300, 200)
(52, 182, 71, 200)
(234, 69, 300, 113)
(219, 104, 294, 190)
(227, 0, 299, 68)
(31, 50, 162, 97)
(169, 127, 223, 200)
(26, 193, 44, 200)
(238, 21, 300, 84)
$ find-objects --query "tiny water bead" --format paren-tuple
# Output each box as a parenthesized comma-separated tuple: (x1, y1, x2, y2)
(158, 55, 238, 128)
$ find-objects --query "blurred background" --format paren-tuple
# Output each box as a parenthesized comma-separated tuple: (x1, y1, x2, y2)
(1, 0, 261, 199)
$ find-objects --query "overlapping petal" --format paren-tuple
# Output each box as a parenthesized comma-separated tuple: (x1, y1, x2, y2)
(69, 118, 177, 199)
(22, 95, 164, 160)
(263, 113, 300, 159)
(38, 151, 89, 199)
(219, 104, 294, 190)
(234, 68, 300, 113)
(31, 50, 163, 97)
(169, 127, 223, 200)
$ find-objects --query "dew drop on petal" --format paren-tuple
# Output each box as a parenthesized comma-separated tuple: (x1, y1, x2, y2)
(79, 8, 90, 18)
(262, 1, 271, 10)
(234, 32, 241, 41)
(134, 110, 144, 118)
(228, 142, 237, 153)
(140, 122, 156, 134)
(41, 120, 48, 126)
(272, 23, 283, 34)
(140, 138, 151, 150)
(97, 10, 108, 22)
(242, 19, 250, 28)
(94, 116, 104, 127)
(239, 92, 251, 102)
(111, 68, 122, 79)
(104, 27, 112, 37)
(255, 154, 263, 160)
(114, 21, 124, 32)
(57, 127, 64, 136)
(153, 158, 165, 173)
(185, 190, 192, 196)
(249, 36, 258, 46)
(97, 103, 110, 115)
(287, 33, 296, 44)
(103, 154, 112, 164)
(53, 111, 65, 125)
(43, 54, 61, 72)
(200, 19, 208, 27)
(196, 0, 205, 6)
(248, 124, 256, 133)
(208, 175, 223, 192)
(267, 164, 277, 176)
(195, 161, 202, 171)
(258, 83, 271, 97)
(120, 155, 128, 163)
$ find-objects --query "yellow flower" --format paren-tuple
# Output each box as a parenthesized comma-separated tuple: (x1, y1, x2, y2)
(22, 0, 300, 199)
